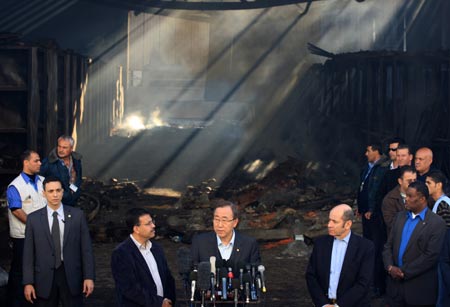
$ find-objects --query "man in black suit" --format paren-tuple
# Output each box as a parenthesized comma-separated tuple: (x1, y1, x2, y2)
(305, 204, 374, 307)
(23, 176, 95, 306)
(111, 208, 176, 307)
(190, 200, 261, 275)
(383, 181, 446, 307)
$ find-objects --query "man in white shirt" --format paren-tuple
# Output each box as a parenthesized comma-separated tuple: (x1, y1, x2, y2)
(111, 208, 176, 307)
(23, 176, 95, 306)
(306, 204, 374, 307)
(6, 150, 46, 307)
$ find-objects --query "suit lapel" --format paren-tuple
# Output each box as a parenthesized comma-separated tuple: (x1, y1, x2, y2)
(128, 238, 154, 281)
(63, 205, 71, 247)
(338, 234, 357, 285)
(323, 236, 333, 290)
(228, 232, 241, 264)
(40, 207, 54, 248)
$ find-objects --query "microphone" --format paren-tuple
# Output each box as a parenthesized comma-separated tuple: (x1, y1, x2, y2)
(219, 267, 228, 300)
(237, 261, 245, 291)
(227, 267, 234, 293)
(232, 278, 240, 307)
(209, 256, 216, 302)
(250, 265, 257, 300)
(258, 265, 267, 293)
(197, 262, 211, 307)
(243, 274, 251, 303)
(189, 268, 198, 302)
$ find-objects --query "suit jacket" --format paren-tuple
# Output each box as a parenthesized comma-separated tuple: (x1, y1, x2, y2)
(190, 231, 261, 275)
(439, 229, 450, 306)
(305, 233, 374, 307)
(382, 186, 405, 235)
(358, 157, 389, 214)
(23, 205, 95, 298)
(382, 209, 446, 305)
(111, 237, 176, 307)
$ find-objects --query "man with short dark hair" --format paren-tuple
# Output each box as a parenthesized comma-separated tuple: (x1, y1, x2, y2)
(382, 166, 417, 235)
(6, 150, 46, 307)
(111, 208, 176, 307)
(190, 200, 261, 275)
(306, 204, 374, 306)
(357, 142, 388, 296)
(378, 144, 414, 202)
(383, 181, 446, 306)
(23, 176, 95, 306)
(426, 170, 450, 227)
(40, 135, 82, 206)
(386, 137, 405, 170)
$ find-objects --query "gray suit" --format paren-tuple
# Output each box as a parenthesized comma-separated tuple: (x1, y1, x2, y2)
(383, 209, 446, 305)
(23, 205, 95, 299)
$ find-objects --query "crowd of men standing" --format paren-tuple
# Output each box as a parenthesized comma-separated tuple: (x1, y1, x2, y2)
(350, 139, 449, 306)
(306, 138, 450, 307)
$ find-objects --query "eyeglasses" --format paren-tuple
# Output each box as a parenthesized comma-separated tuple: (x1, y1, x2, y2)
(213, 218, 235, 224)
(389, 148, 398, 151)
(138, 219, 155, 226)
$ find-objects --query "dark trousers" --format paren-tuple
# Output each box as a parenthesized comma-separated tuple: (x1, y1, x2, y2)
(35, 265, 83, 307)
(7, 238, 32, 307)
(362, 213, 387, 293)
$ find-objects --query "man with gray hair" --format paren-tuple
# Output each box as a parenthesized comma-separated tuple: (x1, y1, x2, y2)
(40, 135, 83, 206)
(306, 204, 374, 307)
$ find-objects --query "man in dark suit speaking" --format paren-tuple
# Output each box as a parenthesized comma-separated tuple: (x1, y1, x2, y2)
(383, 181, 446, 306)
(23, 176, 95, 306)
(111, 208, 176, 307)
(190, 200, 261, 275)
(305, 204, 374, 307)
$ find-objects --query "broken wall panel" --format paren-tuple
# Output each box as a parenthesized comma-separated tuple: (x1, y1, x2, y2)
(309, 51, 450, 175)
(0, 40, 87, 191)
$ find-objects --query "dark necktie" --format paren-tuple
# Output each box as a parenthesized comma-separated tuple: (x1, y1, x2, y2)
(52, 211, 62, 268)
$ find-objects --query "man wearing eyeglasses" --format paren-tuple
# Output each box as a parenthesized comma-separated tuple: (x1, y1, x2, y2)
(111, 208, 176, 307)
(386, 137, 405, 170)
(190, 200, 261, 275)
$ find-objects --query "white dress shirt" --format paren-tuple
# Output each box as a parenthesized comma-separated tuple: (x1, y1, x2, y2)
(217, 230, 236, 260)
(328, 231, 351, 300)
(130, 234, 164, 297)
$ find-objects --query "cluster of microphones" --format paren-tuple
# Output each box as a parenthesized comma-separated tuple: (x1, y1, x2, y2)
(177, 248, 267, 306)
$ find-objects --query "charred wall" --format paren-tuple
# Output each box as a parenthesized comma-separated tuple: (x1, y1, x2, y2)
(0, 37, 87, 191)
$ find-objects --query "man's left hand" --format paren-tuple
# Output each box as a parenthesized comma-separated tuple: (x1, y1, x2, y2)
(364, 211, 372, 220)
(83, 279, 95, 297)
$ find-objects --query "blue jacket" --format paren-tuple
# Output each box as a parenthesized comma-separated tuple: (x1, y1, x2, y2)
(40, 148, 82, 206)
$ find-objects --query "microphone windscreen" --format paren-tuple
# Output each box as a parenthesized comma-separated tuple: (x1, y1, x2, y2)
(189, 270, 198, 282)
(210, 256, 216, 274)
(231, 278, 240, 290)
(176, 246, 192, 275)
(197, 262, 211, 290)
(258, 265, 265, 273)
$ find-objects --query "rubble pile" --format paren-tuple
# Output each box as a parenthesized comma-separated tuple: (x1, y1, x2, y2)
(75, 156, 357, 247)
